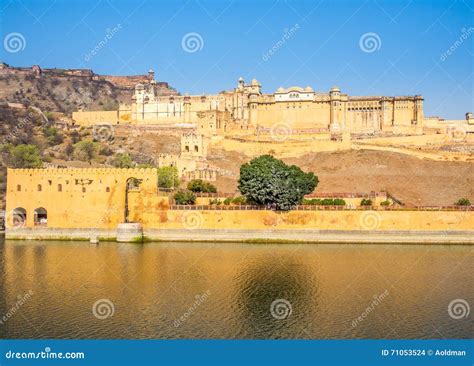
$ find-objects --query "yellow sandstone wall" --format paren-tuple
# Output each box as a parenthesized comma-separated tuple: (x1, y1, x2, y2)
(5, 168, 158, 230)
(72, 111, 119, 125)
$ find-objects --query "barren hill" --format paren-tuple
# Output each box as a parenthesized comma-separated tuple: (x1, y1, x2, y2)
(0, 63, 177, 115)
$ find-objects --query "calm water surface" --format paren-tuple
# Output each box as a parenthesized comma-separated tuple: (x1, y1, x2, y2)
(0, 239, 472, 339)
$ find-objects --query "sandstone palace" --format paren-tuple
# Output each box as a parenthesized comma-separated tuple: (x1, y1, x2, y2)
(75, 75, 431, 135)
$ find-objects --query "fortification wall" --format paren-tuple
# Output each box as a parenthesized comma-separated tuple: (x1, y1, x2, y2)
(5, 168, 158, 229)
(72, 110, 119, 125)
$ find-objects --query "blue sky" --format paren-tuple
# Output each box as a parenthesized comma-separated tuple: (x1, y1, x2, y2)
(1, 0, 472, 118)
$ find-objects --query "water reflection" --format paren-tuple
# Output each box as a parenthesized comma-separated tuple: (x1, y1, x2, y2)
(0, 240, 472, 339)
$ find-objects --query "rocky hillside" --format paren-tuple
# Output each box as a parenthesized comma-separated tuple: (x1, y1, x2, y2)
(0, 63, 177, 115)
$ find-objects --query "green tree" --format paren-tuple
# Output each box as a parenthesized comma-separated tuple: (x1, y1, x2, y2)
(360, 198, 373, 206)
(110, 152, 134, 168)
(238, 155, 318, 210)
(3, 144, 43, 168)
(174, 189, 196, 205)
(157, 166, 179, 189)
(73, 140, 98, 162)
(187, 179, 217, 193)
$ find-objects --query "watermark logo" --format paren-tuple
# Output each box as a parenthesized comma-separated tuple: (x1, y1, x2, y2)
(359, 211, 381, 230)
(92, 124, 115, 142)
(270, 123, 292, 142)
(448, 299, 470, 319)
(92, 298, 115, 319)
(181, 32, 204, 53)
(4, 210, 27, 230)
(174, 290, 211, 328)
(440, 27, 474, 61)
(182, 212, 203, 230)
(3, 32, 26, 53)
(84, 24, 122, 62)
(262, 24, 300, 62)
(0, 290, 33, 325)
(447, 125, 467, 142)
(270, 298, 292, 320)
(352, 290, 389, 328)
(359, 32, 382, 53)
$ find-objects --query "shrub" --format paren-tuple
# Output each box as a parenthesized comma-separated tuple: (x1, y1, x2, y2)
(209, 198, 222, 205)
(73, 140, 98, 162)
(2, 144, 43, 168)
(333, 198, 346, 206)
(380, 200, 391, 207)
(360, 198, 373, 206)
(455, 198, 471, 206)
(187, 179, 217, 193)
(43, 127, 63, 146)
(302, 198, 322, 205)
(232, 196, 246, 205)
(223, 197, 232, 205)
(174, 190, 196, 205)
(110, 152, 134, 168)
(157, 166, 179, 189)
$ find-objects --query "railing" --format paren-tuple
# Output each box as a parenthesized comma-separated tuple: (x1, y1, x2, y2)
(169, 205, 474, 211)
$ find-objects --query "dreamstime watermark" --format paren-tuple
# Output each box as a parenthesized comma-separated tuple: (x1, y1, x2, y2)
(0, 290, 34, 325)
(174, 290, 211, 327)
(4, 209, 27, 230)
(5, 347, 85, 360)
(447, 299, 470, 319)
(3, 107, 49, 144)
(84, 24, 122, 62)
(262, 24, 300, 62)
(181, 32, 204, 53)
(270, 298, 292, 320)
(3, 32, 26, 53)
(270, 123, 293, 142)
(359, 32, 382, 53)
(181, 211, 203, 230)
(359, 211, 381, 230)
(351, 290, 389, 328)
(92, 298, 115, 319)
(446, 125, 467, 142)
(440, 27, 474, 61)
(92, 124, 115, 141)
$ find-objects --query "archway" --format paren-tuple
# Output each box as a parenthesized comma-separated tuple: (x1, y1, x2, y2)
(34, 207, 47, 226)
(11, 207, 27, 228)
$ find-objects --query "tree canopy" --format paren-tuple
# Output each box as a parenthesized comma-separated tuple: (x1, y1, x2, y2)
(238, 155, 318, 210)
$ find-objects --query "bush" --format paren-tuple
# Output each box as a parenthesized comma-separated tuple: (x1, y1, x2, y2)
(110, 152, 134, 168)
(187, 179, 217, 193)
(73, 140, 98, 162)
(223, 197, 232, 205)
(333, 198, 346, 206)
(174, 190, 196, 205)
(157, 166, 179, 189)
(2, 144, 43, 168)
(455, 198, 471, 206)
(360, 198, 373, 206)
(43, 127, 63, 146)
(232, 196, 247, 205)
(238, 155, 318, 211)
(209, 199, 222, 205)
(380, 200, 391, 207)
(302, 198, 322, 205)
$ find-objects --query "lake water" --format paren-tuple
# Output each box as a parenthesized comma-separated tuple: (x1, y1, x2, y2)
(0, 239, 472, 339)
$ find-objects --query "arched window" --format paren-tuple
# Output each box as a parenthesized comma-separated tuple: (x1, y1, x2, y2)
(58, 184, 62, 192)
(106, 187, 110, 192)
(82, 187, 86, 193)
(11, 207, 26, 228)
(16, 185, 21, 191)
(37, 184, 42, 192)
(194, 145, 199, 152)
(34, 207, 47, 226)
(185, 145, 190, 152)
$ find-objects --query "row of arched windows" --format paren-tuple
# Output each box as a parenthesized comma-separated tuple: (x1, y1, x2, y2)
(11, 207, 47, 227)
(15, 184, 110, 193)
